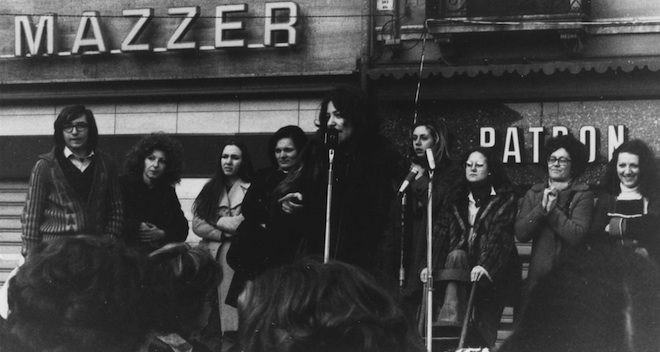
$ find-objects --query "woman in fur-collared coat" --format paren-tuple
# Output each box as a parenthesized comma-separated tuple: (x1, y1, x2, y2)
(426, 147, 521, 348)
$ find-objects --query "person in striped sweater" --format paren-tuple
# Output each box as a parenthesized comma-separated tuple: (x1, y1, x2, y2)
(20, 105, 123, 257)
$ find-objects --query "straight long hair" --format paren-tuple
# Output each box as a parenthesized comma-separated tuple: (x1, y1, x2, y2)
(192, 140, 254, 223)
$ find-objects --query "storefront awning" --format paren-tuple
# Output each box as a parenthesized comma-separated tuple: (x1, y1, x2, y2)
(367, 57, 660, 80)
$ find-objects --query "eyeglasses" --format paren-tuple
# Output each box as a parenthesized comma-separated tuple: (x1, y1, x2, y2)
(63, 123, 89, 133)
(547, 156, 571, 165)
(464, 162, 485, 169)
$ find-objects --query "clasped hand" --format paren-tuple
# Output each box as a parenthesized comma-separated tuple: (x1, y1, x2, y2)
(138, 222, 165, 242)
(542, 187, 558, 213)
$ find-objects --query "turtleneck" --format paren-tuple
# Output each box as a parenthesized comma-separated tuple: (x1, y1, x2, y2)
(548, 178, 572, 192)
(618, 183, 642, 200)
(469, 179, 493, 208)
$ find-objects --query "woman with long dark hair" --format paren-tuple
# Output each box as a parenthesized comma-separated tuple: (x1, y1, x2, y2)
(192, 140, 253, 352)
(272, 86, 407, 282)
(588, 139, 660, 264)
(120, 132, 188, 254)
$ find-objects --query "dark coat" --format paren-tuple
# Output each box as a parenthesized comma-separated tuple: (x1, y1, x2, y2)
(588, 193, 660, 265)
(402, 162, 463, 297)
(227, 167, 294, 280)
(119, 175, 189, 253)
(432, 183, 521, 346)
(272, 133, 407, 280)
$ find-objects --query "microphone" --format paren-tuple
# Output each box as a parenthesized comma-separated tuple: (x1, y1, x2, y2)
(325, 128, 339, 150)
(398, 167, 420, 194)
(426, 149, 436, 170)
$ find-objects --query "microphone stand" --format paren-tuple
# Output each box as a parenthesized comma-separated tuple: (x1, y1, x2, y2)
(399, 192, 407, 292)
(425, 167, 434, 352)
(323, 148, 335, 263)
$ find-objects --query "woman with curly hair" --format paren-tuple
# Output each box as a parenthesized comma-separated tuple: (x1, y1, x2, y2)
(192, 140, 253, 352)
(239, 260, 425, 352)
(588, 139, 660, 265)
(120, 133, 189, 254)
(515, 134, 594, 303)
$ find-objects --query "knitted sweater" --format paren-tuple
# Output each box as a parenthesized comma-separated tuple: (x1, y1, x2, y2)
(21, 148, 124, 255)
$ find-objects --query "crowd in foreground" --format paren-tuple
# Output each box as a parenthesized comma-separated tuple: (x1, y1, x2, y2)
(9, 86, 660, 351)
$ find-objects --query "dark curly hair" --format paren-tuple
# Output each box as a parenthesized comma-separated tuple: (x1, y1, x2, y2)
(239, 259, 425, 352)
(149, 243, 222, 337)
(601, 139, 659, 198)
(4, 236, 156, 352)
(123, 132, 184, 185)
(316, 86, 380, 141)
(192, 140, 254, 223)
(543, 134, 588, 179)
(53, 105, 99, 152)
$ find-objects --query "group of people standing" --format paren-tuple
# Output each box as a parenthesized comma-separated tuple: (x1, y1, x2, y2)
(13, 86, 660, 352)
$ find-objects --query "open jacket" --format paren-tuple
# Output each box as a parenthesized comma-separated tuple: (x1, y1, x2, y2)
(21, 148, 123, 256)
(433, 183, 521, 291)
(515, 181, 594, 291)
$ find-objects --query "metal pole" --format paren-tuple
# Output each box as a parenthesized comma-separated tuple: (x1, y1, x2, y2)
(323, 149, 335, 263)
(399, 193, 407, 292)
(426, 169, 434, 352)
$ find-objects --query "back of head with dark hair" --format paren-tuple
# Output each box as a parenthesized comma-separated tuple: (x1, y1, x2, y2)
(499, 246, 660, 352)
(4, 236, 155, 352)
(240, 259, 424, 352)
(149, 243, 222, 336)
(267, 125, 308, 167)
(602, 139, 659, 198)
(53, 105, 99, 152)
(543, 134, 588, 178)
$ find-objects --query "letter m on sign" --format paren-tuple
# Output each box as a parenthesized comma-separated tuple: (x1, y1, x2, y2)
(15, 15, 57, 57)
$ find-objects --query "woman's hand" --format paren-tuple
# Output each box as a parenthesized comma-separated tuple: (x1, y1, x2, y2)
(542, 187, 558, 213)
(410, 162, 425, 180)
(138, 222, 166, 242)
(471, 265, 492, 282)
(420, 267, 429, 283)
(279, 192, 304, 214)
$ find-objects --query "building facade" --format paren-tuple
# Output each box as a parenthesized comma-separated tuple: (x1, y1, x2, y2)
(371, 0, 660, 186)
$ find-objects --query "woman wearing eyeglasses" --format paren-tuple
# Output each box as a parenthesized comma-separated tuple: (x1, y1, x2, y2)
(515, 134, 593, 303)
(423, 147, 520, 348)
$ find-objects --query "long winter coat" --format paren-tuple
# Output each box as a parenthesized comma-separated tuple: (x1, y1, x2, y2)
(193, 179, 250, 333)
(432, 183, 521, 347)
(515, 181, 593, 293)
(272, 133, 407, 281)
